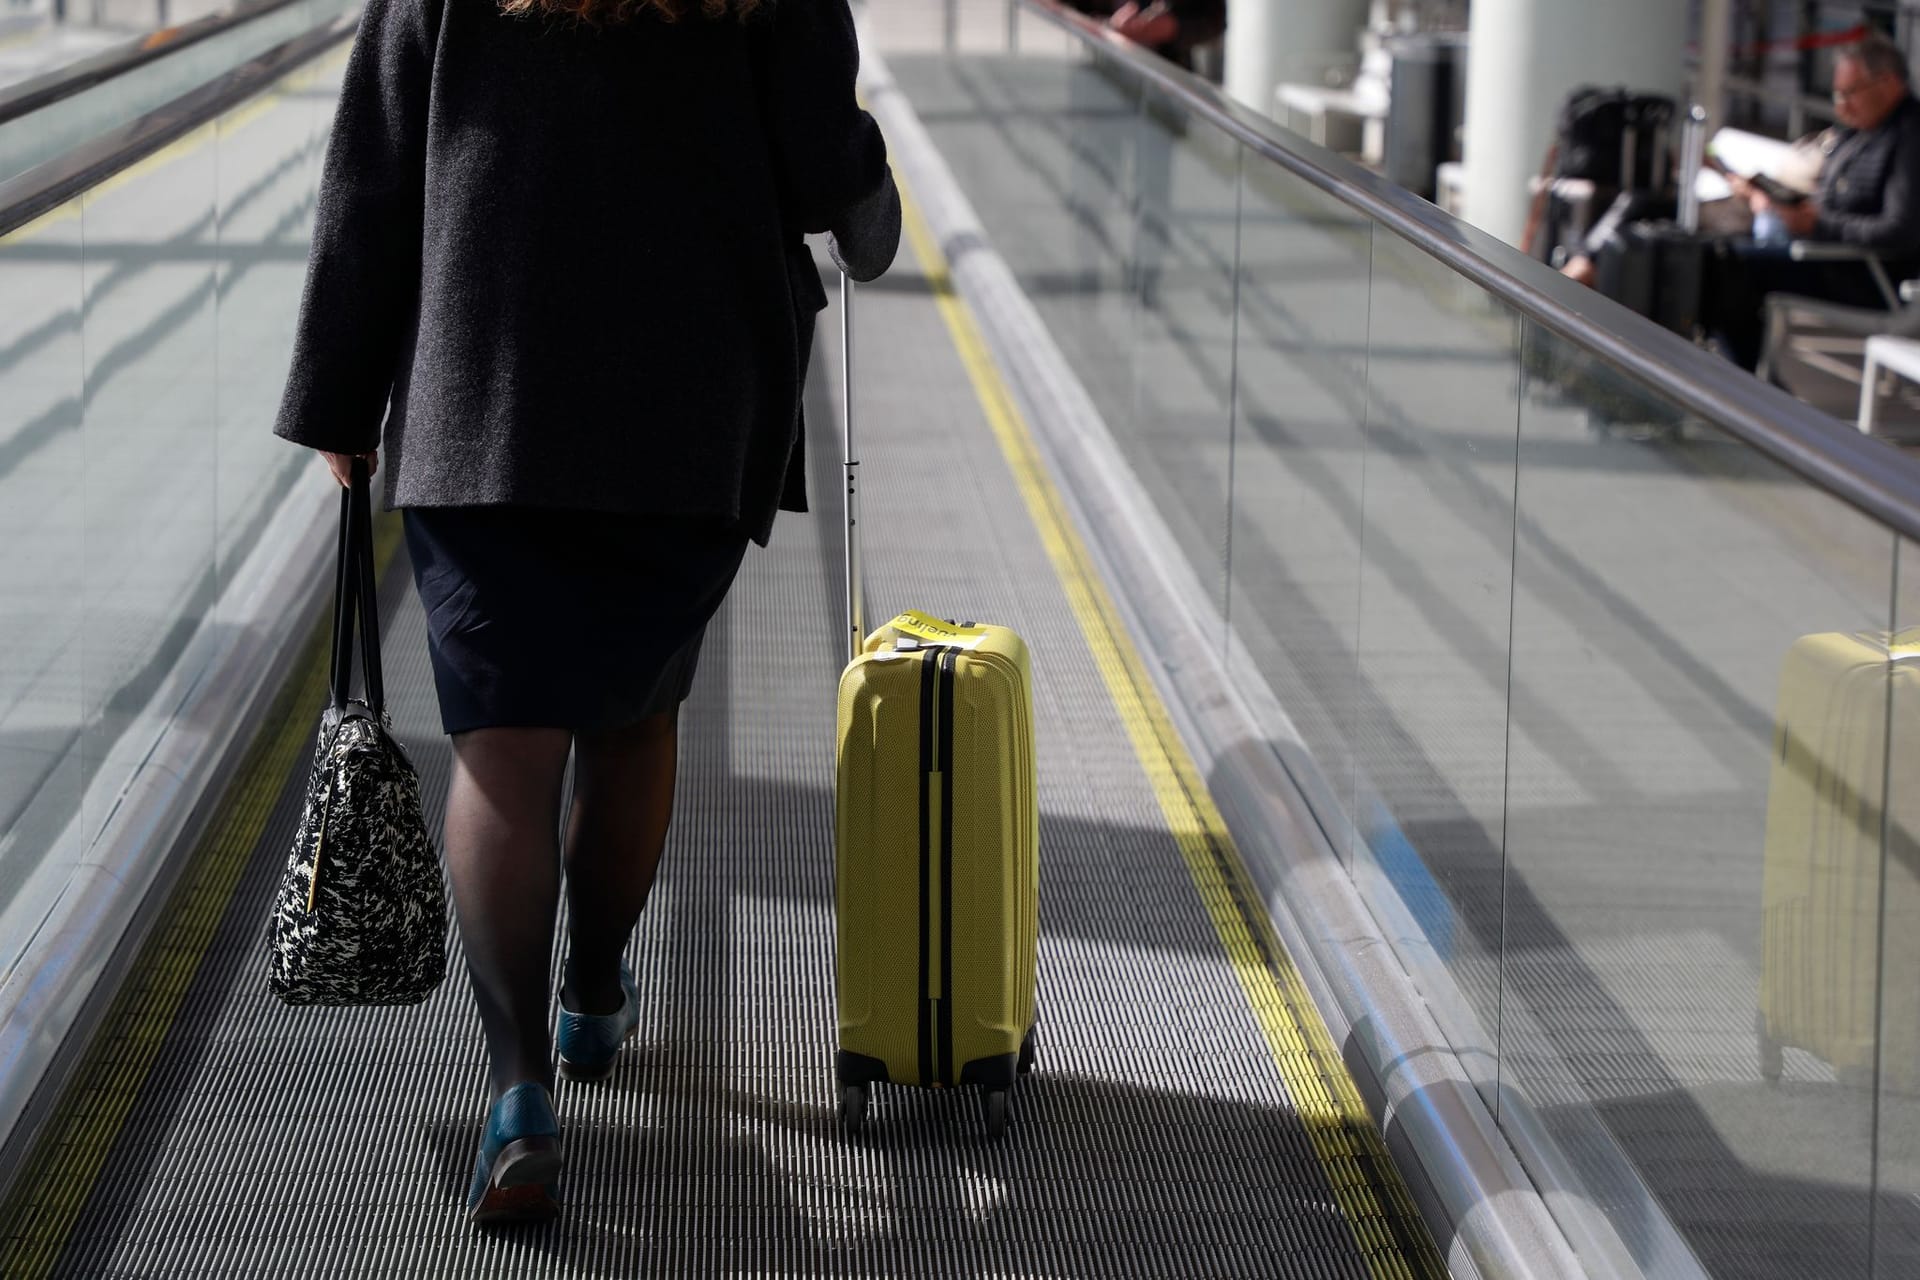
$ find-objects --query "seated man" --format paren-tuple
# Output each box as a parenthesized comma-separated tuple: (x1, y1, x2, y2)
(1560, 33, 1920, 371)
(1064, 0, 1225, 72)
(1705, 31, 1920, 369)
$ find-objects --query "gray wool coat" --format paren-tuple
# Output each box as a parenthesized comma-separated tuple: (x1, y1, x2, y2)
(273, 0, 900, 544)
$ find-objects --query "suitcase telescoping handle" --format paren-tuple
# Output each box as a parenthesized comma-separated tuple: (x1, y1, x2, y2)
(841, 273, 866, 665)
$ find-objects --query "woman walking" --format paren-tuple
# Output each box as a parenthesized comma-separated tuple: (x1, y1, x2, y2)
(272, 0, 898, 1225)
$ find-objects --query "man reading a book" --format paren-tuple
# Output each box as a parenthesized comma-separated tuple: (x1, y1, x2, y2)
(1710, 31, 1920, 369)
(1560, 33, 1920, 370)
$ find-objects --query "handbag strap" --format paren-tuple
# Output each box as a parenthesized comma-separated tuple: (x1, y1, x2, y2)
(328, 458, 386, 716)
(328, 483, 356, 711)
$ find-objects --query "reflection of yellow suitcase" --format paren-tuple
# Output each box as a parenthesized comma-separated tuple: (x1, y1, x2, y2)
(827, 280, 1038, 1140)
(1760, 629, 1920, 1087)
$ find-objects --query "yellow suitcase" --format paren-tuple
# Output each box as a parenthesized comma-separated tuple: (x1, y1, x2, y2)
(829, 281, 1038, 1139)
(1759, 629, 1920, 1087)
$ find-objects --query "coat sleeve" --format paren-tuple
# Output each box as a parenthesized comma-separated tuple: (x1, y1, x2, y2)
(1816, 122, 1920, 253)
(762, 0, 895, 266)
(273, 0, 434, 454)
(827, 171, 900, 282)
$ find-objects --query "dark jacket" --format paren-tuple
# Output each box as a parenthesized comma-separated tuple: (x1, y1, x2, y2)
(273, 0, 897, 544)
(1816, 93, 1920, 264)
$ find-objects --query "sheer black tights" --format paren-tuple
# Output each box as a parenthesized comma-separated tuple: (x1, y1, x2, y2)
(444, 713, 680, 1101)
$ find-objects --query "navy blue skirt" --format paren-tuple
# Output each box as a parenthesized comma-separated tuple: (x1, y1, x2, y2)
(402, 507, 748, 735)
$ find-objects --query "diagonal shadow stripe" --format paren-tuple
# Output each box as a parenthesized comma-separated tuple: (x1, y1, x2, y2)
(0, 132, 319, 380)
(0, 182, 315, 478)
(0, 394, 79, 478)
(81, 274, 217, 405)
(929, 57, 1639, 800)
(941, 54, 1780, 763)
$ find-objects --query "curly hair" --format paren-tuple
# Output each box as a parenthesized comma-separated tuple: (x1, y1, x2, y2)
(500, 0, 765, 26)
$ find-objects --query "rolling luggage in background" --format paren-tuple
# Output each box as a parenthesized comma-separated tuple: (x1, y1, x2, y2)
(831, 277, 1040, 1140)
(1556, 88, 1675, 191)
(1594, 220, 1709, 338)
(1759, 630, 1920, 1088)
(1532, 88, 1675, 266)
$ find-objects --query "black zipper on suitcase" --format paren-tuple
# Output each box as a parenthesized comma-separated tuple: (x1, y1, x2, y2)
(937, 647, 958, 1089)
(917, 649, 939, 1087)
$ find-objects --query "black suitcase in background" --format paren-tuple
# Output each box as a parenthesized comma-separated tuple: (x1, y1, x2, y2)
(1557, 89, 1675, 191)
(1595, 220, 1708, 337)
(1531, 87, 1676, 265)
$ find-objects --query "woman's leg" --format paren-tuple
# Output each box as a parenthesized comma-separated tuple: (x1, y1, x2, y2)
(560, 709, 682, 1015)
(444, 725, 575, 1100)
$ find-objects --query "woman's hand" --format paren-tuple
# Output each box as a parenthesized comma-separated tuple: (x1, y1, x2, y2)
(1560, 253, 1598, 288)
(1111, 1, 1179, 47)
(320, 450, 379, 487)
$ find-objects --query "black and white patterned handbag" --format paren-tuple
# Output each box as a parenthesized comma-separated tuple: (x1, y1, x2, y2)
(267, 460, 446, 1006)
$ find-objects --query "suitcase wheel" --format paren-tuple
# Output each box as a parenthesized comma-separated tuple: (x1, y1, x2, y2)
(837, 1083, 869, 1137)
(981, 1088, 1010, 1141)
(1017, 1026, 1038, 1077)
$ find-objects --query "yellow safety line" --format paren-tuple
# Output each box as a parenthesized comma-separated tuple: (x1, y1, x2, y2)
(0, 511, 402, 1279)
(895, 186, 1449, 1280)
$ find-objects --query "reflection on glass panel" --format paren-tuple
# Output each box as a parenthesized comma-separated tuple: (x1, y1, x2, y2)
(1226, 158, 1373, 874)
(80, 122, 219, 842)
(1876, 539, 1920, 1279)
(1051, 50, 1138, 443)
(0, 198, 87, 980)
(1124, 86, 1236, 643)
(1506, 326, 1896, 1279)
(214, 53, 335, 582)
(0, 51, 340, 982)
(1353, 228, 1521, 1098)
(0, 0, 357, 186)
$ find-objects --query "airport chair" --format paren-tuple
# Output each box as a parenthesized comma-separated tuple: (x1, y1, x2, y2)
(1757, 244, 1920, 434)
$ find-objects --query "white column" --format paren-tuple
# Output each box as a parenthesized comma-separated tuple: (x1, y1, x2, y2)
(1225, 0, 1370, 117)
(1698, 0, 1734, 137)
(1460, 0, 1688, 246)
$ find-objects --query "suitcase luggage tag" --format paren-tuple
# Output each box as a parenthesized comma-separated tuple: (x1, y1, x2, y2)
(867, 610, 993, 660)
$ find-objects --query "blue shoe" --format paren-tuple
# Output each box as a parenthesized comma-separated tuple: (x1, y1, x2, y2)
(466, 1082, 562, 1225)
(557, 963, 639, 1082)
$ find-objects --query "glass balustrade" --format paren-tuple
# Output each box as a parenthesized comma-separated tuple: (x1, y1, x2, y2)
(886, 9, 1920, 1274)
(0, 0, 354, 185)
(0, 41, 344, 998)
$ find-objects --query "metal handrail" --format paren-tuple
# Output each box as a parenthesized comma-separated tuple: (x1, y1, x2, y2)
(0, 9, 354, 238)
(0, 0, 315, 128)
(1019, 0, 1920, 546)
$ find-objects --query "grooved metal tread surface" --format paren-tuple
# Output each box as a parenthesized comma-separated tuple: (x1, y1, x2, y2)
(39, 246, 1388, 1277)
